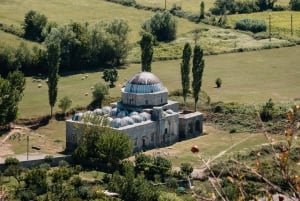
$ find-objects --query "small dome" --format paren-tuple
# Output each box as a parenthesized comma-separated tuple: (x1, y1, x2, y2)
(131, 115, 143, 123)
(124, 72, 165, 93)
(123, 116, 135, 125)
(111, 118, 121, 128)
(111, 108, 118, 116)
(117, 110, 128, 118)
(129, 111, 139, 116)
(166, 109, 174, 114)
(102, 106, 112, 115)
(139, 112, 151, 121)
(94, 109, 102, 115)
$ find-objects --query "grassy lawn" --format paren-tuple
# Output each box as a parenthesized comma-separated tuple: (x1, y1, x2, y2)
(19, 45, 300, 118)
(135, 0, 290, 14)
(143, 125, 288, 168)
(227, 11, 300, 37)
(0, 0, 202, 44)
(0, 30, 42, 48)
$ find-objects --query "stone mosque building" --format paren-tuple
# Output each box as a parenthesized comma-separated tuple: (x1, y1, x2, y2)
(66, 72, 203, 151)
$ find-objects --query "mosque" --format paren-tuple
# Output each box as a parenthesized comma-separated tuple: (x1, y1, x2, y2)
(66, 72, 203, 151)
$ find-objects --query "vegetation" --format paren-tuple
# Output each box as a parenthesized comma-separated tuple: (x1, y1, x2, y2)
(192, 45, 205, 111)
(235, 18, 267, 33)
(46, 41, 60, 117)
(180, 42, 192, 107)
(23, 10, 47, 42)
(58, 96, 72, 114)
(290, 0, 300, 10)
(215, 77, 222, 88)
(102, 68, 119, 88)
(0, 70, 26, 127)
(91, 82, 109, 108)
(142, 11, 177, 42)
(74, 126, 133, 170)
(140, 32, 154, 72)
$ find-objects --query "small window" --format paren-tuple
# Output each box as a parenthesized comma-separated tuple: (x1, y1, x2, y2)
(165, 128, 168, 134)
(145, 100, 148, 105)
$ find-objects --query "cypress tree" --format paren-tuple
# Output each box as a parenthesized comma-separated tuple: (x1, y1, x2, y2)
(180, 43, 192, 109)
(140, 32, 154, 72)
(192, 45, 205, 111)
(47, 42, 60, 117)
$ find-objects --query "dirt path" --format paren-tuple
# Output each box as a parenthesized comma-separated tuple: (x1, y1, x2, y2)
(190, 134, 255, 178)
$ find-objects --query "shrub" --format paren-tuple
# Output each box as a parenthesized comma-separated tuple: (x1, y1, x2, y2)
(23, 10, 48, 42)
(260, 98, 275, 122)
(215, 77, 222, 88)
(142, 11, 177, 42)
(290, 0, 300, 10)
(235, 18, 267, 33)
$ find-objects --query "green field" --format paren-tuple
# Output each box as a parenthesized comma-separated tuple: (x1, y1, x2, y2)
(135, 0, 290, 14)
(0, 0, 201, 43)
(19, 45, 300, 118)
(227, 11, 300, 37)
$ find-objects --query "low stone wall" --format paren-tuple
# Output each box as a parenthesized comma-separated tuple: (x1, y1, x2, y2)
(0, 155, 72, 171)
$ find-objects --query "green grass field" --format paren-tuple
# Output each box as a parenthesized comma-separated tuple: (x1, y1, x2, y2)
(0, 0, 201, 44)
(19, 45, 300, 118)
(227, 11, 300, 37)
(135, 0, 290, 14)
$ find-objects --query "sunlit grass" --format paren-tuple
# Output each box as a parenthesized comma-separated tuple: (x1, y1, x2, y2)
(227, 11, 300, 37)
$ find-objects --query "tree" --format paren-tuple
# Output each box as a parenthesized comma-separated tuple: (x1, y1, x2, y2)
(92, 82, 109, 108)
(180, 43, 192, 108)
(200, 1, 205, 19)
(4, 157, 23, 183)
(0, 71, 25, 126)
(46, 42, 61, 117)
(180, 162, 193, 177)
(140, 32, 154, 72)
(58, 96, 72, 114)
(74, 126, 133, 170)
(23, 10, 48, 42)
(102, 68, 118, 87)
(290, 0, 300, 10)
(105, 18, 130, 66)
(192, 45, 205, 111)
(142, 11, 177, 42)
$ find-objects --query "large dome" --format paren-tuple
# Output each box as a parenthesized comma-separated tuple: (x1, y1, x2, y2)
(124, 72, 165, 93)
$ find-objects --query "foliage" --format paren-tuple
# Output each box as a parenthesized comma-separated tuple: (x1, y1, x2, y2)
(46, 41, 61, 117)
(235, 18, 267, 33)
(260, 98, 275, 122)
(58, 96, 72, 114)
(180, 42, 192, 107)
(134, 153, 172, 181)
(142, 11, 177, 42)
(74, 126, 133, 170)
(23, 167, 48, 196)
(215, 77, 222, 88)
(210, 0, 236, 15)
(0, 70, 26, 126)
(200, 1, 205, 19)
(192, 45, 205, 111)
(92, 82, 109, 108)
(102, 68, 118, 87)
(23, 10, 47, 42)
(44, 19, 130, 71)
(290, 0, 300, 10)
(256, 0, 277, 11)
(158, 192, 183, 201)
(140, 32, 154, 72)
(180, 163, 193, 177)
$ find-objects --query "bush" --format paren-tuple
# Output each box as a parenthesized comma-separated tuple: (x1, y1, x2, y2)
(290, 0, 300, 10)
(142, 11, 177, 42)
(235, 18, 267, 33)
(260, 98, 275, 122)
(215, 77, 222, 88)
(23, 10, 48, 42)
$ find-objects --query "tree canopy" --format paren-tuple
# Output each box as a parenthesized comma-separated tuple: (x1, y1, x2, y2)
(74, 126, 133, 170)
(0, 70, 25, 126)
(140, 32, 154, 72)
(102, 68, 118, 87)
(23, 10, 48, 42)
(180, 42, 192, 108)
(142, 11, 177, 42)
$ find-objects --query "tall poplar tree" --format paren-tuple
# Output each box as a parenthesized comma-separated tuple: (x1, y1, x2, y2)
(200, 1, 205, 19)
(192, 45, 205, 111)
(140, 32, 153, 72)
(47, 42, 60, 117)
(180, 43, 192, 108)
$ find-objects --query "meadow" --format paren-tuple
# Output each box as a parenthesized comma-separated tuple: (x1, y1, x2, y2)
(227, 11, 300, 37)
(19, 45, 300, 118)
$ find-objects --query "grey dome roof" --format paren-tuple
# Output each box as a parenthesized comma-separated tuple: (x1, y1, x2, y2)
(124, 72, 165, 93)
